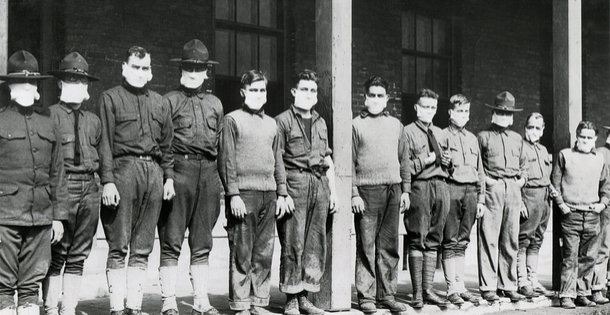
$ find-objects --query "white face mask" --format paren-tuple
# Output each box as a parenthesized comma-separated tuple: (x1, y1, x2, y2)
(59, 81, 90, 104)
(292, 80, 318, 111)
(449, 103, 470, 128)
(242, 81, 267, 111)
(364, 86, 388, 115)
(491, 112, 513, 128)
(415, 97, 438, 124)
(122, 55, 153, 88)
(9, 83, 40, 107)
(180, 69, 208, 89)
(606, 134, 610, 145)
(524, 118, 544, 143)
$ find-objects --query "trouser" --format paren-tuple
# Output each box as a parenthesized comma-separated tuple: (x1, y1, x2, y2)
(442, 182, 477, 295)
(277, 172, 330, 294)
(477, 178, 521, 292)
(559, 210, 601, 298)
(0, 225, 52, 308)
(592, 208, 610, 291)
(158, 156, 222, 267)
(405, 178, 450, 251)
(517, 186, 550, 288)
(354, 184, 401, 304)
(48, 177, 100, 276)
(226, 190, 277, 310)
(101, 156, 163, 269)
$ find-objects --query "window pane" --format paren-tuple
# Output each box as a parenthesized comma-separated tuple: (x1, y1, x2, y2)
(402, 55, 415, 93)
(259, 0, 277, 27)
(215, 0, 234, 21)
(433, 18, 449, 55)
(259, 36, 277, 81)
(236, 33, 258, 76)
(237, 0, 258, 25)
(416, 57, 433, 92)
(215, 29, 235, 76)
(415, 14, 431, 52)
(401, 12, 414, 50)
(433, 59, 449, 97)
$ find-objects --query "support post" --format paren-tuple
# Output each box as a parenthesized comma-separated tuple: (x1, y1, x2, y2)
(0, 0, 8, 75)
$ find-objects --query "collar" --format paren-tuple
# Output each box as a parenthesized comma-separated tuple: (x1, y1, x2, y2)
(122, 80, 149, 96)
(9, 102, 35, 116)
(179, 84, 206, 98)
(415, 119, 433, 133)
(242, 103, 265, 117)
(525, 139, 541, 149)
(573, 144, 597, 155)
(360, 109, 389, 118)
(491, 123, 509, 134)
(290, 105, 320, 121)
(447, 124, 466, 135)
(59, 101, 83, 114)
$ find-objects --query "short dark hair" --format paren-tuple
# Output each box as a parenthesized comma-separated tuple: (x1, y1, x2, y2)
(363, 76, 389, 94)
(418, 88, 439, 100)
(525, 112, 545, 127)
(125, 46, 149, 63)
(240, 69, 267, 88)
(576, 121, 598, 136)
(449, 94, 469, 110)
(294, 69, 317, 88)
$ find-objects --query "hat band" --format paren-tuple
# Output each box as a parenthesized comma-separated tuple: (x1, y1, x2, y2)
(7, 70, 41, 77)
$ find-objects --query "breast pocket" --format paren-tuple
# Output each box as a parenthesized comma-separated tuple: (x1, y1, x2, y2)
(37, 128, 57, 166)
(506, 147, 521, 169)
(174, 117, 194, 138)
(465, 147, 478, 166)
(61, 133, 75, 159)
(150, 110, 164, 140)
(315, 130, 328, 154)
(287, 133, 307, 157)
(115, 113, 139, 142)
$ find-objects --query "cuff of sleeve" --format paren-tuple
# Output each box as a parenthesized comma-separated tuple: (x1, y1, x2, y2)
(601, 197, 609, 207)
(227, 184, 240, 197)
(277, 184, 287, 197)
(554, 196, 564, 205)
(164, 168, 174, 181)
(53, 207, 69, 221)
(401, 183, 411, 194)
(478, 195, 485, 205)
(352, 186, 360, 198)
(100, 175, 114, 185)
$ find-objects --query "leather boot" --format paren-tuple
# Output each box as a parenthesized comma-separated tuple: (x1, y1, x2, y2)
(107, 268, 126, 312)
(61, 274, 82, 315)
(408, 252, 424, 309)
(422, 251, 449, 306)
(159, 266, 179, 313)
(42, 275, 61, 315)
(125, 267, 146, 311)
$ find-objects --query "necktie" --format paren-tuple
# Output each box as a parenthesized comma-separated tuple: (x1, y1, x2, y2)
(74, 109, 81, 166)
(427, 128, 442, 166)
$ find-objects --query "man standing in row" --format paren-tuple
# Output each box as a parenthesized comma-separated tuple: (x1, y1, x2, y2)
(43, 52, 102, 315)
(591, 126, 610, 304)
(99, 46, 175, 315)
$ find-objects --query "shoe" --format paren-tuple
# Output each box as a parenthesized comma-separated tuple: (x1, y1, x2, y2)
(162, 310, 179, 315)
(298, 295, 324, 315)
(560, 297, 575, 309)
(423, 290, 450, 306)
(446, 293, 464, 305)
(575, 296, 596, 307)
(533, 286, 554, 298)
(125, 310, 144, 315)
(377, 300, 406, 312)
(518, 286, 540, 298)
(480, 291, 500, 302)
(459, 291, 479, 303)
(497, 290, 525, 302)
(590, 291, 609, 304)
(358, 302, 376, 314)
(284, 295, 299, 315)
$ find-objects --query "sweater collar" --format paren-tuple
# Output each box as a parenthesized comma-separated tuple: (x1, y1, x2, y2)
(360, 109, 389, 118)
(242, 103, 265, 117)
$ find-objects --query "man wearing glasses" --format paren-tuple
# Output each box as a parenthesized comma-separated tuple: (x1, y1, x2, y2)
(157, 39, 224, 315)
(43, 52, 102, 315)
(99, 46, 175, 315)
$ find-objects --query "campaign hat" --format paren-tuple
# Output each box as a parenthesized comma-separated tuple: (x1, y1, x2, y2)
(484, 91, 523, 112)
(171, 39, 219, 64)
(48, 52, 100, 81)
(0, 50, 52, 80)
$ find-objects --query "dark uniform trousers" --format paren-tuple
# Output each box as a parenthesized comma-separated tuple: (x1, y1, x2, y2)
(0, 225, 52, 308)
(49, 176, 100, 276)
(277, 172, 330, 294)
(442, 182, 478, 259)
(405, 178, 450, 251)
(158, 156, 222, 267)
(519, 187, 550, 251)
(101, 156, 163, 269)
(355, 184, 402, 303)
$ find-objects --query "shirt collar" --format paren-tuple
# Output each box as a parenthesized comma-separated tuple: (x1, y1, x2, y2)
(242, 103, 265, 117)
(179, 85, 206, 98)
(122, 80, 149, 96)
(490, 123, 509, 134)
(291, 105, 320, 121)
(360, 109, 389, 118)
(415, 119, 433, 133)
(59, 102, 83, 115)
(447, 124, 466, 135)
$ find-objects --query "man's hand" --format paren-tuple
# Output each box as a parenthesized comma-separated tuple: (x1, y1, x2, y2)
(590, 203, 606, 213)
(400, 193, 410, 213)
(286, 195, 295, 214)
(516, 178, 526, 188)
(51, 220, 64, 245)
(329, 192, 338, 214)
(102, 183, 120, 207)
(163, 179, 176, 200)
(520, 202, 529, 219)
(230, 195, 247, 219)
(559, 203, 571, 215)
(424, 152, 437, 166)
(352, 196, 365, 214)
(440, 151, 452, 168)
(476, 203, 488, 218)
(276, 196, 288, 219)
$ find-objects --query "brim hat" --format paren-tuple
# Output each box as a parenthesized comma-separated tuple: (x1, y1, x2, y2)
(484, 91, 523, 112)
(171, 39, 219, 64)
(0, 50, 52, 81)
(48, 52, 100, 81)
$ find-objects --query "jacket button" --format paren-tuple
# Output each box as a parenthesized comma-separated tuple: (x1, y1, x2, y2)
(29, 131, 34, 136)
(32, 148, 37, 152)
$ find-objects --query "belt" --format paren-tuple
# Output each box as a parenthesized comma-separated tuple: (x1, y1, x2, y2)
(489, 175, 518, 181)
(289, 166, 328, 178)
(415, 176, 446, 182)
(176, 153, 214, 161)
(66, 173, 94, 181)
(117, 155, 155, 161)
(446, 179, 475, 186)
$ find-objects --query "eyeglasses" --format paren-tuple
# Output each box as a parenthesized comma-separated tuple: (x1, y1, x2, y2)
(63, 75, 89, 84)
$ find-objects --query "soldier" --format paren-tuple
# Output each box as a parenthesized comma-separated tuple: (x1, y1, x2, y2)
(276, 69, 337, 315)
(592, 126, 610, 303)
(158, 39, 224, 315)
(98, 46, 175, 315)
(42, 52, 102, 315)
(0, 51, 68, 315)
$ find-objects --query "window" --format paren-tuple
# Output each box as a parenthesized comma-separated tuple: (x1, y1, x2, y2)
(214, 0, 284, 116)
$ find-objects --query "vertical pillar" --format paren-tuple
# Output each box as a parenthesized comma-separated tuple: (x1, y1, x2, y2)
(40, 0, 54, 105)
(0, 0, 8, 75)
(310, 0, 352, 311)
(552, 0, 582, 290)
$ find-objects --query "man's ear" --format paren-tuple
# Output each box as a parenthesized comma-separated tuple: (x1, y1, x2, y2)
(291, 88, 297, 98)
(240, 88, 245, 98)
(57, 81, 62, 89)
